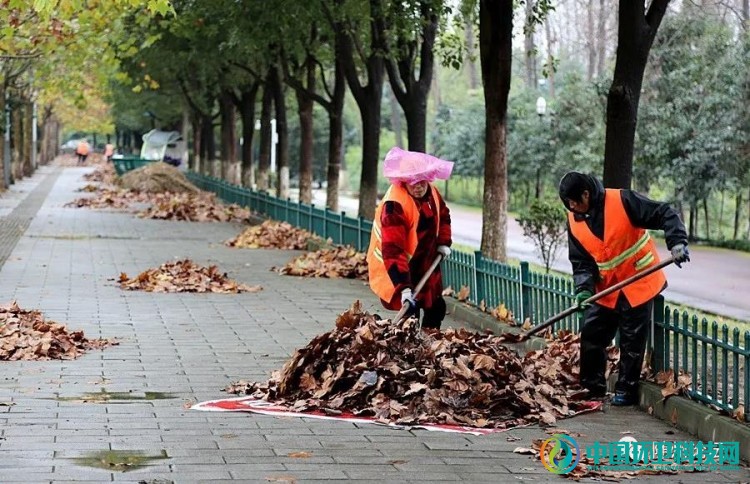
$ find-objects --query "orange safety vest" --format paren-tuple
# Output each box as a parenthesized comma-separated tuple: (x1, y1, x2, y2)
(569, 189, 666, 309)
(76, 142, 90, 155)
(366, 183, 442, 302)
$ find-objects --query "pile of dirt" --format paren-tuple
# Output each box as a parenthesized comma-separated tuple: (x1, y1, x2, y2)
(119, 162, 200, 194)
(226, 220, 319, 249)
(226, 301, 605, 429)
(0, 301, 117, 361)
(118, 259, 262, 293)
(276, 246, 368, 280)
(138, 192, 251, 223)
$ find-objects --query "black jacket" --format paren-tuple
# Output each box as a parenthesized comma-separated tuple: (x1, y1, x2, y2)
(565, 175, 688, 305)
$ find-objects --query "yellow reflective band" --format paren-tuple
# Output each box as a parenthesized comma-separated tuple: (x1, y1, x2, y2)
(373, 223, 382, 241)
(597, 232, 652, 271)
(373, 246, 413, 263)
(634, 252, 655, 271)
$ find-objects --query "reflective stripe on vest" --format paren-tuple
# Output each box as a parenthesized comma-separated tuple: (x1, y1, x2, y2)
(568, 189, 666, 309)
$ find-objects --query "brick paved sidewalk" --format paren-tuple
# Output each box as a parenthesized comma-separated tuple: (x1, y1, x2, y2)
(0, 166, 745, 483)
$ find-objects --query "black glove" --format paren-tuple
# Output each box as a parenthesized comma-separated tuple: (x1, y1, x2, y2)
(574, 290, 594, 312)
(670, 243, 690, 268)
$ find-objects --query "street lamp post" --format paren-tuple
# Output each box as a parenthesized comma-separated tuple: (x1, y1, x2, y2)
(535, 96, 547, 199)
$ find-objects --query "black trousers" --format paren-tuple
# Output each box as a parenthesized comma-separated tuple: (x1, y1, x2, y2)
(580, 299, 653, 396)
(402, 296, 447, 329)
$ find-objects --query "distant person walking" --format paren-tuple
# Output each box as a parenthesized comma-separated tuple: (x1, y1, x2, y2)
(558, 171, 690, 406)
(76, 139, 90, 164)
(104, 143, 114, 162)
(366, 147, 454, 330)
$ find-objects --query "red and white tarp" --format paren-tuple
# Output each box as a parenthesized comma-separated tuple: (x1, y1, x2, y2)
(192, 396, 603, 436)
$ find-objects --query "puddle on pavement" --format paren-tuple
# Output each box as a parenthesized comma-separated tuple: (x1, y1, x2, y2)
(55, 389, 177, 403)
(70, 449, 169, 472)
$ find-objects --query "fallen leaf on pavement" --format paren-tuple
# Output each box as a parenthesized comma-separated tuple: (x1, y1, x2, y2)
(227, 220, 320, 249)
(0, 301, 117, 361)
(119, 260, 262, 294)
(276, 246, 368, 280)
(287, 451, 312, 458)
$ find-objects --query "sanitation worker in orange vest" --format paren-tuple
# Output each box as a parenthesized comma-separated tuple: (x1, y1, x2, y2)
(559, 171, 690, 406)
(366, 147, 453, 329)
(76, 139, 90, 164)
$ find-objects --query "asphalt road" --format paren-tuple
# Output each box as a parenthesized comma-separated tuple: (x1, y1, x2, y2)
(306, 189, 750, 323)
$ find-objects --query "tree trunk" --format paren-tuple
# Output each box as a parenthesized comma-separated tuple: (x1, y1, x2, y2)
(544, 19, 555, 98)
(384, 1, 436, 154)
(525, 0, 537, 87)
(602, 0, 669, 189)
(688, 203, 698, 241)
(23, 101, 33, 176)
(238, 82, 259, 188)
(200, 114, 214, 176)
(587, 0, 596, 81)
(258, 82, 273, 191)
(734, 190, 742, 240)
(358, 98, 382, 220)
(11, 103, 23, 181)
(326, 55, 347, 212)
(296, 58, 316, 204)
(337, 0, 386, 220)
(388, 86, 403, 148)
(191, 115, 202, 172)
(596, 0, 608, 77)
(218, 90, 237, 181)
(465, 21, 479, 90)
(0, 82, 5, 190)
(403, 99, 428, 152)
(479, 0, 512, 262)
(703, 198, 710, 240)
(271, 66, 289, 200)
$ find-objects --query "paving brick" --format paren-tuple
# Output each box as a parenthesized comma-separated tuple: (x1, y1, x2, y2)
(0, 166, 748, 482)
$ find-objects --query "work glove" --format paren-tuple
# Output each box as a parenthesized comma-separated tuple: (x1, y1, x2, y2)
(574, 290, 594, 312)
(671, 243, 690, 268)
(401, 288, 417, 313)
(437, 245, 451, 259)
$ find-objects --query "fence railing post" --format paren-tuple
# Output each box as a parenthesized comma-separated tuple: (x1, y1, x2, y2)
(520, 261, 531, 323)
(473, 251, 484, 306)
(652, 295, 666, 373)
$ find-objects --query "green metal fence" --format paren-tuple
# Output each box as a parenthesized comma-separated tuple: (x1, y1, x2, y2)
(188, 171, 749, 414)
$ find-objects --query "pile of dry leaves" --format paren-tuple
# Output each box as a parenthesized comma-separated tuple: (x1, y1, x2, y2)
(226, 301, 600, 429)
(82, 163, 118, 185)
(226, 220, 318, 249)
(119, 162, 200, 194)
(138, 192, 251, 222)
(276, 246, 368, 280)
(65, 188, 152, 210)
(0, 301, 117, 361)
(119, 259, 262, 294)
